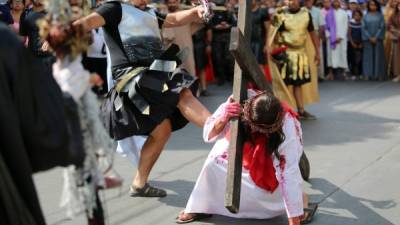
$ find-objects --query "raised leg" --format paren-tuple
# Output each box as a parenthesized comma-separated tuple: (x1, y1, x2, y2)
(178, 89, 211, 127)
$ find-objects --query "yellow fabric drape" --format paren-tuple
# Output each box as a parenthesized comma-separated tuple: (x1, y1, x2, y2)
(267, 24, 320, 109)
(384, 0, 395, 77)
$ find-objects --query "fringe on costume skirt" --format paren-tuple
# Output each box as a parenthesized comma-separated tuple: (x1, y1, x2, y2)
(280, 48, 311, 86)
(101, 66, 198, 140)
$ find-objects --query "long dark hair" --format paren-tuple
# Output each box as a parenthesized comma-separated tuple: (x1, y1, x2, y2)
(242, 92, 286, 158)
(367, 0, 382, 13)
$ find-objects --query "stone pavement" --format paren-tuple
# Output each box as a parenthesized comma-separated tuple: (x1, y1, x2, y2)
(34, 81, 400, 225)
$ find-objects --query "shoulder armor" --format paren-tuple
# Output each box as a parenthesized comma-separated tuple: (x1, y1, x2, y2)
(272, 7, 288, 27)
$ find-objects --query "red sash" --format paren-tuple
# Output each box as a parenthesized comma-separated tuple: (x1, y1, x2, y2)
(242, 102, 297, 192)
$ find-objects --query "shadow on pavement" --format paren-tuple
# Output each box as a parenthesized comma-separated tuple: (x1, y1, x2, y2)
(302, 110, 400, 148)
(308, 178, 397, 225)
(153, 180, 195, 208)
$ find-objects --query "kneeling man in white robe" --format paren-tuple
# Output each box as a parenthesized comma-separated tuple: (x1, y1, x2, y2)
(177, 91, 318, 225)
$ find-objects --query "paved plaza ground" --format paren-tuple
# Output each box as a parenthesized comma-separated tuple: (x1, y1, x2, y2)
(34, 81, 400, 225)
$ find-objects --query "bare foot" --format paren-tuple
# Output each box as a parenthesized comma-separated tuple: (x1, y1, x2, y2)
(176, 211, 196, 223)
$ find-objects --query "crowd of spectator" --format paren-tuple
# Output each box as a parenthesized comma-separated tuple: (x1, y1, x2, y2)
(1, 0, 399, 89)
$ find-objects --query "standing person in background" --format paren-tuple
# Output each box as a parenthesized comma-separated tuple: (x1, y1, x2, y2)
(192, 26, 211, 96)
(325, 0, 349, 80)
(187, 0, 210, 96)
(162, 0, 203, 79)
(348, 0, 360, 19)
(347, 0, 360, 77)
(250, 0, 269, 72)
(362, 0, 386, 80)
(348, 9, 364, 79)
(321, 0, 331, 78)
(384, 0, 398, 78)
(388, 0, 400, 81)
(209, 0, 235, 86)
(19, 0, 54, 73)
(9, 0, 26, 40)
(305, 0, 326, 81)
(268, 0, 320, 120)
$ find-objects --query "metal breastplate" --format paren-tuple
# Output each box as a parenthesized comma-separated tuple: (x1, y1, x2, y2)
(119, 4, 164, 66)
(279, 8, 310, 48)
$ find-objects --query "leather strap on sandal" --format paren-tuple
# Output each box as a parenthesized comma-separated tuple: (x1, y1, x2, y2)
(130, 183, 167, 198)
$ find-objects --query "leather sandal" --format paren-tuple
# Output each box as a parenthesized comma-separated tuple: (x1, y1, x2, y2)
(301, 202, 318, 224)
(129, 183, 167, 198)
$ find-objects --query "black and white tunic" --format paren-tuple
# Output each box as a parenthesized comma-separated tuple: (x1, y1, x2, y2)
(97, 1, 198, 140)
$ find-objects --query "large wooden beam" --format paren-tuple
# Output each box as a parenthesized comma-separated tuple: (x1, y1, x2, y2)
(224, 0, 252, 214)
(229, 27, 271, 91)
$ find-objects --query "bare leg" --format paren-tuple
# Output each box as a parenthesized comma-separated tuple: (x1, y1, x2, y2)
(293, 86, 304, 113)
(178, 89, 211, 127)
(132, 119, 172, 188)
(303, 192, 309, 208)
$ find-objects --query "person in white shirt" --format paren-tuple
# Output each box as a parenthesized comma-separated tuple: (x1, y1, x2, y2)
(305, 0, 326, 80)
(325, 0, 349, 80)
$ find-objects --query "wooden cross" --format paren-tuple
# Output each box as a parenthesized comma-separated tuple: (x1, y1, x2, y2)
(224, 0, 272, 213)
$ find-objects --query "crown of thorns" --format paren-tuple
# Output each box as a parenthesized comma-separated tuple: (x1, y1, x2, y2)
(241, 91, 285, 135)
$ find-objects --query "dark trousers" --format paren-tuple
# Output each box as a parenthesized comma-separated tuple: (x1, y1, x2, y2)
(348, 45, 363, 76)
(212, 35, 234, 84)
(322, 40, 328, 75)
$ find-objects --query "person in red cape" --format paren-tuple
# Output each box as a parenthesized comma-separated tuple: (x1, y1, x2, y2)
(176, 90, 318, 225)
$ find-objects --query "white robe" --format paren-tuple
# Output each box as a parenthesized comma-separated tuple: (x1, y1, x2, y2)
(184, 103, 304, 219)
(326, 9, 349, 69)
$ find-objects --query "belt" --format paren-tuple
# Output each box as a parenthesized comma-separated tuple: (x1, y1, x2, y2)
(115, 67, 146, 94)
